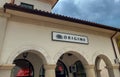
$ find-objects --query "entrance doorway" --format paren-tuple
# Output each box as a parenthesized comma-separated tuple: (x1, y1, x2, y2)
(56, 52, 87, 77)
(12, 59, 34, 77)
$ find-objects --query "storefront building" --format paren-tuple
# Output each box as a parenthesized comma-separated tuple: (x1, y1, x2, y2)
(0, 0, 120, 77)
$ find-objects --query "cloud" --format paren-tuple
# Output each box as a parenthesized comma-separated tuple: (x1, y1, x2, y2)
(52, 0, 120, 28)
(114, 0, 120, 2)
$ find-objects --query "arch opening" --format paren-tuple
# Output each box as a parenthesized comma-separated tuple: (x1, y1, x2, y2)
(11, 50, 47, 77)
(55, 51, 88, 77)
(95, 55, 114, 77)
(11, 59, 34, 77)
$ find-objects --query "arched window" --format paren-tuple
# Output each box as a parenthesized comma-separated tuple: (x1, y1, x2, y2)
(73, 61, 86, 77)
(56, 60, 69, 77)
(11, 59, 34, 77)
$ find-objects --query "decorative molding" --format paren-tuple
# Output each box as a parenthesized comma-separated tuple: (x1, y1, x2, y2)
(85, 65, 95, 69)
(105, 66, 113, 69)
(112, 64, 120, 69)
(96, 69, 102, 72)
(44, 64, 56, 70)
(0, 64, 15, 70)
(105, 64, 119, 69)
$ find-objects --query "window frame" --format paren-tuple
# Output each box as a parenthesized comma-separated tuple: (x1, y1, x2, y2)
(20, 2, 34, 9)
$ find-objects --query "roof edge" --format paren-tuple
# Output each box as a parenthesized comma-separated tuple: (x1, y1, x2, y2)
(3, 3, 120, 32)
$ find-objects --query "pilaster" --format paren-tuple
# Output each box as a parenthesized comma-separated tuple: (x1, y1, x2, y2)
(112, 64, 120, 77)
(95, 69, 101, 77)
(44, 64, 56, 77)
(85, 65, 96, 77)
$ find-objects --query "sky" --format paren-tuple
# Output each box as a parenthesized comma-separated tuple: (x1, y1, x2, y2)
(52, 0, 120, 28)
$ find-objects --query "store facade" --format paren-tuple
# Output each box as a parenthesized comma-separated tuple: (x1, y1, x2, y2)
(0, 0, 120, 77)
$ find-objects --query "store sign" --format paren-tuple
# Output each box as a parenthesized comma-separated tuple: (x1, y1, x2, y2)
(52, 32, 88, 44)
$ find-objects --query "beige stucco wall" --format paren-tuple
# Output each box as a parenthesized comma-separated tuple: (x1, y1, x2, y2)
(0, 16, 7, 50)
(0, 0, 53, 12)
(0, 13, 9, 64)
(0, 0, 10, 8)
(0, 6, 119, 76)
(0, 0, 119, 76)
(15, 0, 52, 11)
(0, 14, 118, 66)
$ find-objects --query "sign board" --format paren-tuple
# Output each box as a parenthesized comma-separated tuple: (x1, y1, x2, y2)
(52, 32, 88, 44)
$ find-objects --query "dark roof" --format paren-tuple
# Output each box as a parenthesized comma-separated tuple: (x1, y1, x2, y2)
(4, 3, 120, 31)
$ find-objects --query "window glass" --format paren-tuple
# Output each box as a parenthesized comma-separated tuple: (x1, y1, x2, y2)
(20, 2, 34, 9)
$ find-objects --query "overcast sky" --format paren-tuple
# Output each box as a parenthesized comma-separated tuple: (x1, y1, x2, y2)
(52, 0, 120, 28)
